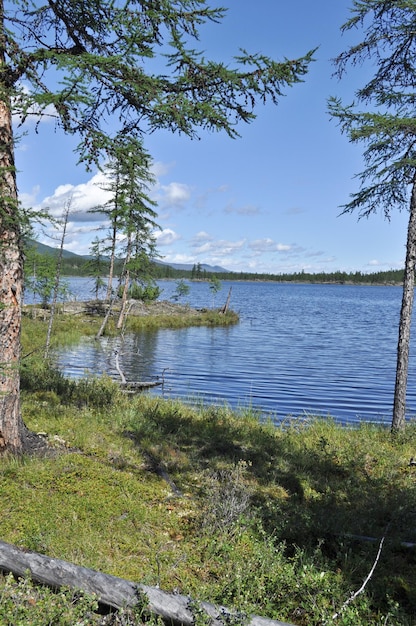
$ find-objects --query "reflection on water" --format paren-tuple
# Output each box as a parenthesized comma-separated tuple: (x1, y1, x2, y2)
(54, 280, 416, 426)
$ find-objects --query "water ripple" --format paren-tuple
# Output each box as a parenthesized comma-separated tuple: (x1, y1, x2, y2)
(54, 280, 416, 426)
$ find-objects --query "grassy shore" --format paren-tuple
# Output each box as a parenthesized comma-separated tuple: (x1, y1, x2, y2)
(2, 312, 416, 625)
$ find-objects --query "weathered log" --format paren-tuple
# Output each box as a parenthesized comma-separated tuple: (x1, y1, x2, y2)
(221, 286, 232, 314)
(119, 380, 163, 390)
(114, 350, 163, 391)
(0, 540, 294, 626)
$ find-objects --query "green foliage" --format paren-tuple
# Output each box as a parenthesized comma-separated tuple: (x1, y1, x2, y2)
(125, 280, 161, 302)
(20, 358, 122, 409)
(24, 242, 406, 284)
(0, 574, 99, 626)
(4, 2, 313, 168)
(171, 279, 190, 302)
(209, 276, 222, 307)
(86, 237, 107, 299)
(125, 308, 239, 331)
(91, 138, 160, 302)
(24, 248, 70, 307)
(328, 1, 416, 433)
(329, 1, 416, 219)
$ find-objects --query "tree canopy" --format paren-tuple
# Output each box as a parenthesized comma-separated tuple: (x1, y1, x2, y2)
(4, 0, 314, 165)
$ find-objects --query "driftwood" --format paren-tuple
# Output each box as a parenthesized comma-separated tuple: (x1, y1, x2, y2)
(0, 540, 294, 626)
(119, 380, 163, 390)
(114, 350, 163, 392)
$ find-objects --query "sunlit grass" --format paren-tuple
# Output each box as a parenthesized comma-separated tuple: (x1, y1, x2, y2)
(2, 376, 416, 624)
(21, 307, 239, 353)
(10, 309, 416, 624)
(126, 309, 239, 331)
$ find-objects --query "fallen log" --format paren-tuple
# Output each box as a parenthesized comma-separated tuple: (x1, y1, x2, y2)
(119, 380, 163, 390)
(0, 540, 294, 626)
(114, 350, 163, 392)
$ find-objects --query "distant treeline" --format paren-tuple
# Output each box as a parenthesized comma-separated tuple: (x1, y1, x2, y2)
(52, 254, 404, 285)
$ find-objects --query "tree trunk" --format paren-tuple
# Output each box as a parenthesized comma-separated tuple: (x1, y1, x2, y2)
(221, 286, 232, 314)
(117, 234, 131, 330)
(106, 222, 117, 301)
(392, 180, 416, 432)
(0, 539, 294, 626)
(0, 28, 25, 453)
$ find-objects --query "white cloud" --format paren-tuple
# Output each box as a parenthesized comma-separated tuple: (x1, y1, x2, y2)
(32, 171, 111, 222)
(158, 182, 191, 208)
(191, 238, 246, 257)
(155, 228, 181, 246)
(192, 231, 213, 243)
(151, 161, 175, 177)
(249, 238, 293, 253)
(163, 253, 197, 265)
(19, 185, 40, 208)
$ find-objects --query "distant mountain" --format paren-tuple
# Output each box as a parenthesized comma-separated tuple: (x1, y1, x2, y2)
(26, 239, 92, 260)
(26, 239, 230, 273)
(156, 260, 230, 273)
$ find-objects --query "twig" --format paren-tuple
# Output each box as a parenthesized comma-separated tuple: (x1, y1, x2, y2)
(332, 531, 386, 621)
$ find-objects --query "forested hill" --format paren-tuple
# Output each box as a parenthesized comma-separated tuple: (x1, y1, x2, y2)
(24, 237, 403, 284)
(25, 253, 403, 288)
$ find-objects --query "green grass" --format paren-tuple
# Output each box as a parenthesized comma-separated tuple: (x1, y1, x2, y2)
(126, 308, 239, 331)
(2, 379, 416, 624)
(5, 312, 416, 625)
(21, 306, 239, 352)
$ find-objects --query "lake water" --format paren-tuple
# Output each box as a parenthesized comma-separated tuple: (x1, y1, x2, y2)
(46, 277, 416, 426)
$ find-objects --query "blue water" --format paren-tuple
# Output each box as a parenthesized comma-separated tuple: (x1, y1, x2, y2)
(50, 278, 415, 426)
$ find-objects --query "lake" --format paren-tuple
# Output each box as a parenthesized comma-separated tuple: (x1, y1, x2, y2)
(46, 277, 416, 426)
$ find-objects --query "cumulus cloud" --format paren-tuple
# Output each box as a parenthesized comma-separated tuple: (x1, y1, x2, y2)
(192, 231, 213, 243)
(155, 228, 181, 246)
(32, 171, 111, 222)
(158, 182, 191, 208)
(191, 237, 246, 257)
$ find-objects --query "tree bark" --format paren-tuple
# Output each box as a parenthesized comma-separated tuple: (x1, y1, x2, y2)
(0, 9, 25, 452)
(392, 180, 416, 431)
(221, 286, 232, 314)
(0, 539, 294, 626)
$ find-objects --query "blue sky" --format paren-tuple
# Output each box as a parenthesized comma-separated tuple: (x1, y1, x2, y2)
(15, 0, 409, 274)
